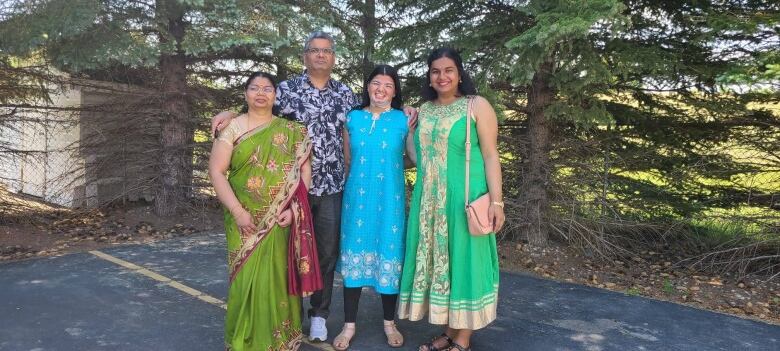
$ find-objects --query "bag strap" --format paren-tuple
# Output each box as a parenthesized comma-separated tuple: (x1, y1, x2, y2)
(465, 96, 475, 209)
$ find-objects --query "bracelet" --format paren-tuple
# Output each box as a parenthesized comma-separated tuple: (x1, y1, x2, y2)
(491, 201, 504, 208)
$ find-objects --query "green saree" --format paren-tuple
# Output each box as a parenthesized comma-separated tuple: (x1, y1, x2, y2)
(223, 117, 311, 351)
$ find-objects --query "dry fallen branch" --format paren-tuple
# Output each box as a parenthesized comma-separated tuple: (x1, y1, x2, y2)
(682, 236, 780, 281)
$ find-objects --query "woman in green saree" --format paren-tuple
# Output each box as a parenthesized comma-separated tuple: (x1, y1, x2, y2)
(209, 71, 320, 351)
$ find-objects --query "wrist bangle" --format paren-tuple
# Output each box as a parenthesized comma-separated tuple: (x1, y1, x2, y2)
(491, 201, 504, 208)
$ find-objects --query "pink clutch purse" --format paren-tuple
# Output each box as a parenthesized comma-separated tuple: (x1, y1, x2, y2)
(464, 97, 493, 236)
(466, 193, 492, 235)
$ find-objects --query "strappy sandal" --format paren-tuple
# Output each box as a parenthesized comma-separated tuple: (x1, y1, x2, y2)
(332, 323, 355, 351)
(447, 341, 472, 351)
(383, 320, 404, 348)
(418, 333, 452, 351)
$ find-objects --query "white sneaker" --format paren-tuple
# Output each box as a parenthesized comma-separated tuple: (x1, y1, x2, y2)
(309, 316, 328, 342)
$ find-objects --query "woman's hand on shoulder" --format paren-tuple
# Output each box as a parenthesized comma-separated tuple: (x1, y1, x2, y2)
(215, 114, 245, 141)
(212, 111, 239, 138)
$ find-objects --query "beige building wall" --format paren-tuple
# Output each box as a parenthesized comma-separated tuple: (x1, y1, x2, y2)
(8, 84, 83, 207)
(1, 79, 157, 208)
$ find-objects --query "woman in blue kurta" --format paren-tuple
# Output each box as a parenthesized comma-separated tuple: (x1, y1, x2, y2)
(334, 65, 409, 350)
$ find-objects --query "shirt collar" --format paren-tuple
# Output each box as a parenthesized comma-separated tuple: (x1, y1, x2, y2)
(301, 70, 337, 91)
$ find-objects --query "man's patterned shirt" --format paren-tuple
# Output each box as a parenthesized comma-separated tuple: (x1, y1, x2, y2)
(276, 72, 359, 196)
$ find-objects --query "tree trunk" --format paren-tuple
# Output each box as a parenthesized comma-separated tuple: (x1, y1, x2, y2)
(154, 0, 191, 217)
(359, 0, 376, 82)
(523, 58, 554, 246)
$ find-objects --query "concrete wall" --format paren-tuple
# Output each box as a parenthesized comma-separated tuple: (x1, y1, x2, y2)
(78, 84, 158, 207)
(1, 85, 83, 207)
(0, 115, 23, 193)
(0, 80, 158, 208)
(42, 88, 83, 207)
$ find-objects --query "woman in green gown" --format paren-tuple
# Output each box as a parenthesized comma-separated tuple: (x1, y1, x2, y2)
(399, 48, 505, 351)
(209, 71, 319, 351)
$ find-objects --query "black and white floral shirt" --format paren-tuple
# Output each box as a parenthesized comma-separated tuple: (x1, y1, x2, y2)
(276, 72, 359, 196)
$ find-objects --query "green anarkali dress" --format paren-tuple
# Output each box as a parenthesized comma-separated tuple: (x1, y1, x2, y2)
(398, 97, 500, 330)
(217, 117, 311, 351)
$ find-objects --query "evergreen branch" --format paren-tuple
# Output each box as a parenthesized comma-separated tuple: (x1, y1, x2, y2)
(186, 46, 274, 63)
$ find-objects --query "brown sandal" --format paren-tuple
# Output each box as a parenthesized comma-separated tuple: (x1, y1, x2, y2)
(383, 320, 404, 348)
(418, 333, 452, 351)
(332, 323, 355, 351)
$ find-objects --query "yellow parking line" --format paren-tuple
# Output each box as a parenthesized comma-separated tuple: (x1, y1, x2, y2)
(89, 250, 223, 308)
(90, 250, 144, 270)
(89, 250, 334, 351)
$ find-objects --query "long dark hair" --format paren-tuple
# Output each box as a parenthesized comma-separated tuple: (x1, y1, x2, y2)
(242, 71, 280, 115)
(356, 64, 404, 111)
(420, 47, 477, 101)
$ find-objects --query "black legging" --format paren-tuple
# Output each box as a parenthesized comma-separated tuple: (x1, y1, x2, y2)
(343, 287, 397, 323)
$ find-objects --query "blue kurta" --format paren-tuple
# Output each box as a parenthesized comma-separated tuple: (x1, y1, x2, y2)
(338, 108, 408, 294)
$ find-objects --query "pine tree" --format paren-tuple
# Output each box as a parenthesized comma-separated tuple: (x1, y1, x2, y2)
(0, 0, 322, 216)
(382, 0, 778, 245)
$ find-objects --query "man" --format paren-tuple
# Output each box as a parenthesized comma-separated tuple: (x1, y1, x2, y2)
(212, 31, 415, 342)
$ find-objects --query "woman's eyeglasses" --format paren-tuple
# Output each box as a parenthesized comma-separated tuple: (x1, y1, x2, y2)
(247, 85, 275, 94)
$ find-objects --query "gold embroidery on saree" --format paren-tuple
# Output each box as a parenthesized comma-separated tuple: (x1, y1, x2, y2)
(228, 120, 312, 281)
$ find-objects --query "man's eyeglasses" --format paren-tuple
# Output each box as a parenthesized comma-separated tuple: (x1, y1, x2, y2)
(305, 47, 335, 55)
(247, 85, 275, 94)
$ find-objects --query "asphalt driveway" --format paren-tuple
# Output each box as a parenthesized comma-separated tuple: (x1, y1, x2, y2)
(1, 232, 778, 350)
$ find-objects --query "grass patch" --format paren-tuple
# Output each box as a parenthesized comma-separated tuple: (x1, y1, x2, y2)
(625, 287, 641, 296)
(662, 278, 675, 295)
(689, 206, 778, 244)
